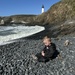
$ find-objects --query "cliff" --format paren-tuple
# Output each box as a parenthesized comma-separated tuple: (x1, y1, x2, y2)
(35, 0, 75, 25)
(31, 0, 75, 37)
(0, 15, 36, 25)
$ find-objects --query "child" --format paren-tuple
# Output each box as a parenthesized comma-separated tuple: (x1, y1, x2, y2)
(32, 36, 59, 62)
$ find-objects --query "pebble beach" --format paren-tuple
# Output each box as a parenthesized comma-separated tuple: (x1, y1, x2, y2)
(0, 36, 75, 75)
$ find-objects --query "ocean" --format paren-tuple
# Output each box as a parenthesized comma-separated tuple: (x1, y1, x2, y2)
(0, 25, 45, 45)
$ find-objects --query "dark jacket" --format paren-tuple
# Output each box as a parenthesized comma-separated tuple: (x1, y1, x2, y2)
(43, 43, 56, 58)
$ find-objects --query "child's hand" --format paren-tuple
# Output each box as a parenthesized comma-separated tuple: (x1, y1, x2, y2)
(41, 51, 45, 56)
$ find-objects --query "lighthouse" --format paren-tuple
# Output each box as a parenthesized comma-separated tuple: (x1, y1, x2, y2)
(42, 5, 44, 13)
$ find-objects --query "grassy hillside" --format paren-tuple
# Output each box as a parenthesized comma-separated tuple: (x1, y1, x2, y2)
(35, 0, 75, 25)
(31, 0, 75, 37)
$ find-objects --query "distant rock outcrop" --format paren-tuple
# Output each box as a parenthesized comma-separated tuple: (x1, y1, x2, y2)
(10, 15, 37, 25)
(0, 17, 12, 25)
(0, 15, 37, 25)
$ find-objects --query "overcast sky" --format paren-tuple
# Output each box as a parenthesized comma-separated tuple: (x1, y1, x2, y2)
(0, 0, 60, 16)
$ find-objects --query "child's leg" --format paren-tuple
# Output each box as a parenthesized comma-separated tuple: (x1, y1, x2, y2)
(32, 53, 43, 60)
(57, 53, 62, 59)
(36, 53, 46, 62)
(36, 53, 42, 59)
(32, 53, 50, 62)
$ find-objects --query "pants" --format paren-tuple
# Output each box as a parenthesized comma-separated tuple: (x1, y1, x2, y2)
(36, 53, 50, 62)
(36, 50, 59, 62)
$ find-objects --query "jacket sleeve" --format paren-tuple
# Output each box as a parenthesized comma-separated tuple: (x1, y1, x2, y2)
(51, 43, 56, 50)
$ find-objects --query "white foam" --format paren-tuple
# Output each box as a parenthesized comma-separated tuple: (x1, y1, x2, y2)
(0, 25, 45, 45)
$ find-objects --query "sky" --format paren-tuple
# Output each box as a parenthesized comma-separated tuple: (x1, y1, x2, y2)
(0, 0, 60, 16)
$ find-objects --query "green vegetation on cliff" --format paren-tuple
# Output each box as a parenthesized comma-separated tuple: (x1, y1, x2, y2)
(35, 0, 75, 25)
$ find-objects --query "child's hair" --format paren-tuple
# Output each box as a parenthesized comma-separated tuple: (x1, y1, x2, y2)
(43, 36, 51, 42)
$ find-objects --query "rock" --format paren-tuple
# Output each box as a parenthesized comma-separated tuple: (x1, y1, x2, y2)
(0, 65, 4, 74)
(56, 37, 62, 41)
(0, 19, 4, 25)
(61, 24, 64, 27)
(64, 40, 70, 46)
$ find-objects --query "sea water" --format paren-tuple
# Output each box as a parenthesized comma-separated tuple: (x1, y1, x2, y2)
(0, 25, 45, 45)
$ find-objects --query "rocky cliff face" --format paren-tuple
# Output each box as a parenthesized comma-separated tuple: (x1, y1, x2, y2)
(10, 15, 36, 24)
(35, 0, 75, 25)
(30, 0, 75, 37)
(0, 15, 36, 25)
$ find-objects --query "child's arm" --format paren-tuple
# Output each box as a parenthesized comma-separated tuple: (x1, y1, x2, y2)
(41, 46, 46, 56)
(41, 51, 45, 56)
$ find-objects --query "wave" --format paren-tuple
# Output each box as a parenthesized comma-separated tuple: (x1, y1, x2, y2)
(0, 25, 45, 45)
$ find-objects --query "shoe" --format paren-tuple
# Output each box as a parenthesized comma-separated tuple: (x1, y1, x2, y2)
(58, 54, 62, 60)
(32, 54, 38, 60)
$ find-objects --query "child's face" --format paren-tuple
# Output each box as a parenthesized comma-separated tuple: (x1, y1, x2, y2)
(43, 39, 51, 46)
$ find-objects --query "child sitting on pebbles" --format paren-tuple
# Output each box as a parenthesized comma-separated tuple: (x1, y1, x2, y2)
(32, 36, 59, 63)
